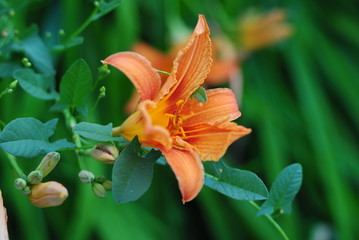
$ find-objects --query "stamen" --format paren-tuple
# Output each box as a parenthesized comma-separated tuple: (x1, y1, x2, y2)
(179, 127, 186, 137)
(165, 113, 175, 118)
(176, 99, 185, 106)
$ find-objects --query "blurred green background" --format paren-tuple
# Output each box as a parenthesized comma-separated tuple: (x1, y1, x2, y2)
(1, 0, 359, 239)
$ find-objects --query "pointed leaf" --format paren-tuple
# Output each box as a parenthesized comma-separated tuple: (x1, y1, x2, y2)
(0, 62, 22, 78)
(14, 69, 58, 100)
(257, 164, 303, 216)
(73, 122, 124, 142)
(53, 36, 84, 52)
(20, 25, 55, 74)
(204, 160, 268, 200)
(92, 0, 122, 21)
(112, 137, 161, 203)
(0, 118, 76, 158)
(58, 59, 93, 108)
(190, 86, 208, 102)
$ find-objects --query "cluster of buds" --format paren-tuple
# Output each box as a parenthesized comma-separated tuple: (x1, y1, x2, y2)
(21, 57, 32, 68)
(90, 143, 119, 164)
(13, 152, 68, 208)
(78, 170, 112, 198)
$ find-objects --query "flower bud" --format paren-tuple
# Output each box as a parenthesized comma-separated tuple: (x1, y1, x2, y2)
(92, 183, 106, 198)
(36, 152, 60, 178)
(58, 29, 65, 36)
(22, 186, 31, 195)
(14, 178, 27, 190)
(9, 80, 18, 89)
(78, 170, 94, 184)
(90, 143, 119, 164)
(27, 170, 43, 184)
(28, 181, 68, 208)
(95, 176, 105, 184)
(102, 180, 112, 191)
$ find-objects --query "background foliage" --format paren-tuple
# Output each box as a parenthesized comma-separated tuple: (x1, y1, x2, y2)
(1, 0, 358, 239)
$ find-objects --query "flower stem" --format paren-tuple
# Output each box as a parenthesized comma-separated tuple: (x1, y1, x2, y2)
(63, 108, 87, 170)
(4, 151, 26, 179)
(249, 201, 289, 240)
(53, 0, 103, 52)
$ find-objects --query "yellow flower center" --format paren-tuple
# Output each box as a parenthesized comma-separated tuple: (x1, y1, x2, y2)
(165, 113, 186, 138)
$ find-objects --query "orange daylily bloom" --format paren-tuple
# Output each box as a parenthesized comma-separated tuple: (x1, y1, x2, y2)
(133, 37, 239, 86)
(238, 8, 293, 52)
(103, 15, 251, 202)
(126, 37, 239, 113)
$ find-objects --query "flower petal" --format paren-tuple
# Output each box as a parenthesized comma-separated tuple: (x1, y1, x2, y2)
(157, 15, 212, 102)
(0, 190, 9, 240)
(206, 59, 238, 85)
(116, 100, 172, 150)
(181, 88, 241, 126)
(103, 52, 161, 101)
(132, 42, 173, 73)
(159, 147, 204, 202)
(176, 122, 251, 161)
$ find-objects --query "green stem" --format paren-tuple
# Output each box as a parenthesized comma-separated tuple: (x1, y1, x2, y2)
(249, 201, 289, 240)
(54, 0, 103, 52)
(57, 145, 94, 152)
(4, 151, 26, 179)
(63, 108, 87, 170)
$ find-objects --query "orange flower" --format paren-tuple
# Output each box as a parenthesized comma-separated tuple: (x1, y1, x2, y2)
(132, 37, 239, 86)
(103, 15, 251, 202)
(238, 8, 293, 52)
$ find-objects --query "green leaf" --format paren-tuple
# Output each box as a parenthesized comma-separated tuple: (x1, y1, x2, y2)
(190, 86, 207, 102)
(92, 0, 122, 21)
(53, 36, 84, 52)
(112, 136, 161, 203)
(73, 122, 124, 142)
(58, 59, 93, 108)
(204, 160, 268, 201)
(20, 25, 55, 74)
(0, 62, 22, 78)
(257, 164, 303, 216)
(0, 118, 76, 158)
(14, 69, 58, 100)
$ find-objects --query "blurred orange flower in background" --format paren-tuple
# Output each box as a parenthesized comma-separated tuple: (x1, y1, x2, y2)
(237, 8, 293, 52)
(104, 15, 251, 202)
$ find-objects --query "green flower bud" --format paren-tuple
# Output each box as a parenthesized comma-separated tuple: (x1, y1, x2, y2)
(22, 186, 31, 195)
(92, 183, 106, 198)
(9, 80, 18, 89)
(45, 32, 52, 38)
(90, 143, 119, 164)
(36, 152, 60, 178)
(78, 170, 94, 184)
(95, 176, 105, 184)
(27, 170, 43, 184)
(102, 180, 112, 191)
(8, 9, 15, 16)
(58, 29, 65, 36)
(21, 57, 29, 64)
(14, 178, 27, 190)
(28, 181, 68, 208)
(97, 64, 110, 79)
(99, 86, 106, 93)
